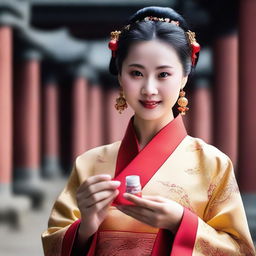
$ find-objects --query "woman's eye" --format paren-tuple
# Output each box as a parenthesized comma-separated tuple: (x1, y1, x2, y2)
(159, 72, 170, 78)
(130, 70, 143, 77)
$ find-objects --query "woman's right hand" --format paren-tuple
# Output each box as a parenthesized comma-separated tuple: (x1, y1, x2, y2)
(76, 174, 120, 240)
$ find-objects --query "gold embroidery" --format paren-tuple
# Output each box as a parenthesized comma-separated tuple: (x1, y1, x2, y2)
(186, 141, 204, 152)
(184, 167, 200, 175)
(96, 154, 108, 163)
(196, 238, 233, 256)
(95, 231, 156, 256)
(157, 181, 194, 211)
(209, 174, 239, 206)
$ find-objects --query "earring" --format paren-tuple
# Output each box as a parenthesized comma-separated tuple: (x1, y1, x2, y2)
(115, 89, 128, 114)
(177, 89, 189, 115)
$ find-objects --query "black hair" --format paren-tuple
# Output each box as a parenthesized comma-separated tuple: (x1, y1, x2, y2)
(109, 6, 199, 76)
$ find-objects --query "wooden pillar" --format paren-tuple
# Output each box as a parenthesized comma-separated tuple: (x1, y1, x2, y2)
(191, 79, 213, 144)
(238, 0, 256, 192)
(42, 76, 62, 178)
(13, 50, 44, 208)
(0, 26, 30, 225)
(213, 34, 238, 167)
(88, 84, 103, 149)
(71, 76, 88, 161)
(0, 27, 12, 194)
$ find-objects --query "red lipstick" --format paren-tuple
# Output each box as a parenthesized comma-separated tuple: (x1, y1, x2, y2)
(139, 100, 161, 109)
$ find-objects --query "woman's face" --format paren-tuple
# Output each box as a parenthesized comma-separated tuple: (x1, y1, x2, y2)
(118, 40, 188, 123)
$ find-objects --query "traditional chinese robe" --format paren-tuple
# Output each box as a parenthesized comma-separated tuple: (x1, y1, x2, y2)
(42, 115, 255, 256)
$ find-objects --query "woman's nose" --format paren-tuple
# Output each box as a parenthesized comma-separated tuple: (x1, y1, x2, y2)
(141, 78, 158, 96)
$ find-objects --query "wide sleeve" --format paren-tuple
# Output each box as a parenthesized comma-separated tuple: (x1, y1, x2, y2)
(41, 162, 82, 256)
(171, 157, 255, 256)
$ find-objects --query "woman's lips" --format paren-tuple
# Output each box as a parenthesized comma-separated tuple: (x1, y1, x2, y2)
(139, 100, 161, 109)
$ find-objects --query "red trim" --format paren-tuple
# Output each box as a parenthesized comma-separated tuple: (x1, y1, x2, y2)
(151, 208, 198, 256)
(113, 115, 187, 205)
(151, 229, 174, 256)
(171, 208, 198, 256)
(61, 219, 98, 256)
(61, 219, 81, 256)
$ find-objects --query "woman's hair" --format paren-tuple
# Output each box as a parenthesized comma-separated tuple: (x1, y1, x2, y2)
(109, 6, 198, 76)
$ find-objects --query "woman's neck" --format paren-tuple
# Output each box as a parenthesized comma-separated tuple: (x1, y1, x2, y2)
(133, 113, 174, 150)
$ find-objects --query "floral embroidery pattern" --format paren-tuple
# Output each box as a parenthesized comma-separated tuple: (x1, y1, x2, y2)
(96, 231, 155, 256)
(157, 181, 193, 211)
(196, 238, 233, 256)
(184, 167, 200, 175)
(96, 154, 107, 163)
(208, 174, 239, 205)
(186, 141, 204, 152)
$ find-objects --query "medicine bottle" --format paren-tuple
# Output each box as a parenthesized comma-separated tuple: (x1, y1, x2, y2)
(125, 175, 142, 197)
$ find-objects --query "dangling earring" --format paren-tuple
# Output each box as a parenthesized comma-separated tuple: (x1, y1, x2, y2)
(115, 88, 128, 114)
(177, 89, 189, 115)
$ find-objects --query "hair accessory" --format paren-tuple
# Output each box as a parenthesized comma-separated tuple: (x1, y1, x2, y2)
(108, 30, 121, 57)
(177, 89, 189, 115)
(108, 17, 200, 66)
(186, 30, 200, 66)
(115, 89, 128, 114)
(142, 16, 180, 26)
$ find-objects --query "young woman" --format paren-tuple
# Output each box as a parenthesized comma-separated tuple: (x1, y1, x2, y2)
(42, 6, 255, 256)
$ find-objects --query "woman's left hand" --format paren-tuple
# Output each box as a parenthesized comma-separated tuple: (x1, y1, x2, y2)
(116, 193, 184, 234)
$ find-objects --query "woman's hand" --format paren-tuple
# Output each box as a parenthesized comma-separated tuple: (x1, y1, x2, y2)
(116, 193, 184, 234)
(76, 174, 120, 240)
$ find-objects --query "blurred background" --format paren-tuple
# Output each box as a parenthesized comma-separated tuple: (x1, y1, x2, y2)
(0, 0, 255, 255)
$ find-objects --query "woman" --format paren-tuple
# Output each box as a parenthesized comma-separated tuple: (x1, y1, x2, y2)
(42, 6, 255, 256)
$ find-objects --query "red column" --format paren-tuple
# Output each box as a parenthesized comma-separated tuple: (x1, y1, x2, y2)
(0, 27, 12, 193)
(191, 80, 213, 144)
(238, 0, 256, 192)
(213, 34, 238, 167)
(13, 52, 44, 207)
(105, 88, 133, 144)
(0, 27, 30, 221)
(42, 78, 62, 178)
(88, 84, 103, 149)
(71, 76, 88, 161)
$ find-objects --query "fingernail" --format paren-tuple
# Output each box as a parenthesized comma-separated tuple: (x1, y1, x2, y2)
(100, 174, 111, 179)
(112, 180, 121, 187)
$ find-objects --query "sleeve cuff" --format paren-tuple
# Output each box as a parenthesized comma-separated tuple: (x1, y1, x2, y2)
(171, 208, 198, 256)
(61, 219, 81, 256)
(61, 219, 98, 256)
(151, 208, 198, 256)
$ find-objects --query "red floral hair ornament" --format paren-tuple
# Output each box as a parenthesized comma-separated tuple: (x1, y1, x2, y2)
(108, 31, 121, 57)
(186, 30, 201, 66)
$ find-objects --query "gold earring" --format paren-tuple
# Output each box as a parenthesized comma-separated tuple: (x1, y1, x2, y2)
(177, 89, 189, 115)
(115, 89, 128, 114)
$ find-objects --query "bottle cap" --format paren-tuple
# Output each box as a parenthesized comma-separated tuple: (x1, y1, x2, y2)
(125, 175, 141, 186)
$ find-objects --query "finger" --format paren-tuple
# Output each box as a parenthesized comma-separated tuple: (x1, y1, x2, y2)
(88, 189, 119, 213)
(142, 195, 166, 203)
(80, 190, 118, 208)
(84, 180, 120, 198)
(77, 174, 112, 193)
(123, 193, 162, 210)
(120, 205, 153, 215)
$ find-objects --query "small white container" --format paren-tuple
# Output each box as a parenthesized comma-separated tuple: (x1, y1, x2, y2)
(125, 175, 142, 196)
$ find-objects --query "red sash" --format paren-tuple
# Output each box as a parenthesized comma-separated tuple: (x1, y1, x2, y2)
(113, 114, 187, 205)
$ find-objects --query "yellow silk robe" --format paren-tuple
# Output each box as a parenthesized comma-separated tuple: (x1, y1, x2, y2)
(42, 135, 255, 255)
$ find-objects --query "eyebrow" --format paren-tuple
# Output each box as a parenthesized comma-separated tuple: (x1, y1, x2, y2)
(128, 64, 174, 69)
